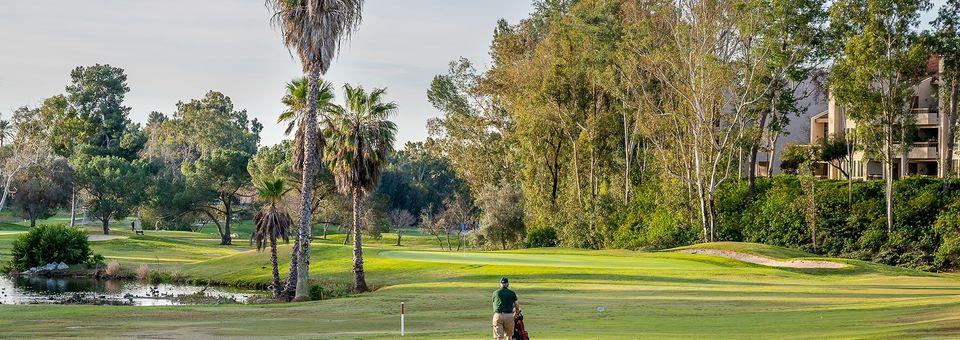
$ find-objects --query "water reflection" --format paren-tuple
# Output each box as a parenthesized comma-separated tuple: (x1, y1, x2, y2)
(0, 275, 256, 306)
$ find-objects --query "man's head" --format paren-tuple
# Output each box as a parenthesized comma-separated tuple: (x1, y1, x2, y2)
(500, 277, 509, 288)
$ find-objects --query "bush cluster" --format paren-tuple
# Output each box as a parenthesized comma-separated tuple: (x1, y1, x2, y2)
(9, 224, 92, 271)
(716, 175, 960, 271)
(525, 227, 558, 248)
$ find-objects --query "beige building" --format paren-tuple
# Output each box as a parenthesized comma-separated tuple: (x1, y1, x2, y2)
(809, 56, 951, 179)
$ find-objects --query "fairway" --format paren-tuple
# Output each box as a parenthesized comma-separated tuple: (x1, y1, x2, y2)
(2, 228, 960, 338)
(379, 249, 738, 270)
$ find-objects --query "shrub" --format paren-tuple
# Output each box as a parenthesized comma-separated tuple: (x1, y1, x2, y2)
(9, 224, 91, 271)
(608, 180, 698, 250)
(714, 175, 960, 271)
(170, 269, 186, 283)
(84, 254, 106, 269)
(137, 264, 150, 281)
(525, 227, 558, 248)
(105, 261, 122, 277)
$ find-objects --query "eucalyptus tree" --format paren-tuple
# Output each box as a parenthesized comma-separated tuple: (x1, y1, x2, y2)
(933, 0, 960, 188)
(324, 84, 397, 293)
(630, 0, 773, 242)
(251, 178, 293, 299)
(266, 0, 364, 301)
(0, 106, 52, 212)
(742, 0, 827, 196)
(829, 0, 931, 233)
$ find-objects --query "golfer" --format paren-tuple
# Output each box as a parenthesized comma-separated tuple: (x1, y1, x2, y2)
(492, 277, 520, 340)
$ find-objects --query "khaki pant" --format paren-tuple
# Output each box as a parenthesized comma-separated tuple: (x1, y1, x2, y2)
(492, 313, 515, 340)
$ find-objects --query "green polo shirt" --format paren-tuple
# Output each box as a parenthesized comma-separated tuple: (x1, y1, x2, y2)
(493, 287, 517, 313)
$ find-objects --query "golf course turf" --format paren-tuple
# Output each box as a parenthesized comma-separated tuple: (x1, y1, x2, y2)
(1, 222, 960, 338)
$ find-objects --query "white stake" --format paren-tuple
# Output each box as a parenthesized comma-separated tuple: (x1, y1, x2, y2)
(401, 302, 405, 336)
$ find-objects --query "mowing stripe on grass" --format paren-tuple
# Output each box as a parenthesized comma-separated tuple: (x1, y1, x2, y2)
(103, 256, 201, 263)
(379, 250, 732, 270)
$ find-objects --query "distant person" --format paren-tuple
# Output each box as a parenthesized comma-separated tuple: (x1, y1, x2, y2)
(492, 277, 520, 340)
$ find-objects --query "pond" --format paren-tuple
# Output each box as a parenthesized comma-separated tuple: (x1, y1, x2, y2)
(0, 275, 259, 306)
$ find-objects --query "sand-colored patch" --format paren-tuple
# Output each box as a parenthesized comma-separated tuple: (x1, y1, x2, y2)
(87, 234, 127, 242)
(680, 248, 846, 269)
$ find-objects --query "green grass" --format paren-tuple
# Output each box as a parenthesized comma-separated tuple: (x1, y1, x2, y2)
(1, 223, 960, 338)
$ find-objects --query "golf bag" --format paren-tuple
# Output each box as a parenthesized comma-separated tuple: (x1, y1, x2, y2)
(513, 310, 530, 340)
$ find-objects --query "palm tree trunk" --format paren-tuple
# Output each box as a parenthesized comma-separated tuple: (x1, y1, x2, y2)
(293, 67, 322, 302)
(283, 231, 300, 301)
(352, 189, 368, 292)
(270, 236, 280, 298)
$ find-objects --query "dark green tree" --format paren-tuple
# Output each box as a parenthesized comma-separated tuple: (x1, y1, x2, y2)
(72, 155, 152, 234)
(10, 157, 73, 227)
(182, 149, 252, 245)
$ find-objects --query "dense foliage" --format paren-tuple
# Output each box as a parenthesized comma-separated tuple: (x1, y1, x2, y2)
(9, 224, 91, 271)
(716, 176, 960, 271)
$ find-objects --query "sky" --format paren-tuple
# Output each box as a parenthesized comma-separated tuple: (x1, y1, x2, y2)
(0, 0, 534, 146)
(0, 0, 949, 147)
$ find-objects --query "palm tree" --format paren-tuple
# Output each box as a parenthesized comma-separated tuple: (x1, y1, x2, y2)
(266, 0, 364, 302)
(251, 178, 293, 299)
(278, 77, 337, 173)
(324, 84, 397, 292)
(276, 76, 336, 300)
(0, 120, 12, 148)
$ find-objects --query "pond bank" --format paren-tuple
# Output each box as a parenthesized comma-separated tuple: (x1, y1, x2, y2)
(0, 275, 261, 306)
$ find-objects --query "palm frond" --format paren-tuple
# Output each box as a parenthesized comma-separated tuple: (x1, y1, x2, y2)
(323, 84, 397, 195)
(266, 0, 365, 73)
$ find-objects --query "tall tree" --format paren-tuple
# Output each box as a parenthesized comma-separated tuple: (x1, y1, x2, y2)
(933, 0, 960, 189)
(45, 65, 149, 234)
(324, 84, 397, 293)
(60, 64, 146, 160)
(829, 0, 931, 233)
(267, 0, 364, 302)
(275, 77, 338, 299)
(630, 0, 772, 241)
(251, 178, 292, 299)
(742, 0, 827, 196)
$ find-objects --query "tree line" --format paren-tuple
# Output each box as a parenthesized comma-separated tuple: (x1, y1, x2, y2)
(426, 0, 959, 251)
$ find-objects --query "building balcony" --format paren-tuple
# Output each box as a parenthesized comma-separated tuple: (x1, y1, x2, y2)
(908, 142, 938, 159)
(913, 108, 940, 125)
